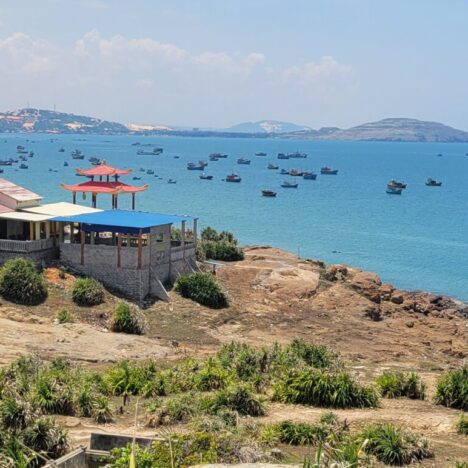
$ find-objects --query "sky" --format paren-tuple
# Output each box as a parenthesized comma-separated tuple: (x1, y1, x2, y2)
(0, 0, 467, 129)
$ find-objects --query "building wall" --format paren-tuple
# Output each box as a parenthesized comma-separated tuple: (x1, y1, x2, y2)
(0, 246, 58, 267)
(60, 243, 150, 301)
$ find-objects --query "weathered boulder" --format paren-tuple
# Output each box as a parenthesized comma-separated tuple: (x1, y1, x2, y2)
(349, 271, 382, 303)
(323, 264, 348, 282)
(363, 304, 382, 321)
(380, 283, 394, 301)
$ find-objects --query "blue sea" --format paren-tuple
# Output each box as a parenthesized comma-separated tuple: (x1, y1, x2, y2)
(1, 133, 467, 301)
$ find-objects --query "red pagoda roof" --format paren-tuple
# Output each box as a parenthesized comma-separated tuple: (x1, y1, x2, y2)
(60, 181, 148, 194)
(76, 163, 131, 177)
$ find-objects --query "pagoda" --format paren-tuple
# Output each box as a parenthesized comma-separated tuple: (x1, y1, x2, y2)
(60, 161, 148, 209)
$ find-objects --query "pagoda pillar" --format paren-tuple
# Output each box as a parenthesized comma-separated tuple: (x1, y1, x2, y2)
(131, 193, 135, 210)
(72, 192, 76, 204)
(114, 195, 118, 209)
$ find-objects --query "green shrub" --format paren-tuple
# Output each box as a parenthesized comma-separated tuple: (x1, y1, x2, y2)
(273, 420, 323, 446)
(23, 417, 69, 460)
(193, 359, 230, 391)
(110, 303, 145, 335)
(92, 396, 113, 424)
(286, 339, 340, 369)
(56, 309, 74, 324)
(456, 413, 468, 435)
(0, 257, 47, 305)
(72, 277, 104, 306)
(361, 423, 433, 465)
(273, 369, 379, 409)
(175, 272, 228, 308)
(203, 383, 266, 416)
(376, 371, 426, 400)
(435, 366, 468, 410)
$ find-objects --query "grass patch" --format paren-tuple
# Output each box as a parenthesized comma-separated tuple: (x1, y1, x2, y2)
(456, 413, 468, 435)
(376, 370, 426, 400)
(175, 272, 228, 308)
(56, 309, 74, 324)
(434, 366, 468, 410)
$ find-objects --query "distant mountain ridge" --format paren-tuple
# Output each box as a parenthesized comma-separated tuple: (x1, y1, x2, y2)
(0, 108, 467, 142)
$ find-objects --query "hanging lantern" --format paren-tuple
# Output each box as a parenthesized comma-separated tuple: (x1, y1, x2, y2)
(82, 192, 86, 200)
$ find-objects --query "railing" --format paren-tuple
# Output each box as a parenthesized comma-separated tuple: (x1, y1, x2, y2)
(0, 238, 55, 253)
(170, 242, 195, 255)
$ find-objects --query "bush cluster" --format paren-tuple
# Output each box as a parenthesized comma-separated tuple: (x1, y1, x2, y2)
(0, 257, 47, 305)
(456, 413, 468, 435)
(197, 226, 244, 262)
(175, 272, 228, 308)
(376, 370, 426, 400)
(361, 423, 433, 465)
(273, 368, 379, 409)
(434, 366, 468, 410)
(110, 302, 145, 335)
(71, 277, 104, 306)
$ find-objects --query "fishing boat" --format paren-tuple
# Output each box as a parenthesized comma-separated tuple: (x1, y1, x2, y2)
(132, 176, 142, 180)
(89, 156, 100, 164)
(209, 153, 228, 159)
(187, 161, 206, 170)
(0, 160, 12, 166)
(267, 163, 279, 170)
(29, 151, 34, 157)
(19, 155, 27, 161)
(262, 189, 277, 197)
(281, 180, 298, 188)
(288, 151, 307, 158)
(425, 178, 442, 186)
(388, 179, 407, 189)
(168, 179, 177, 184)
(71, 149, 84, 159)
(321, 166, 338, 175)
(226, 173, 241, 183)
(19, 163, 28, 169)
(437, 153, 443, 157)
(139, 167, 145, 172)
(0, 169, 3, 174)
(16, 145, 27, 154)
(289, 169, 303, 176)
(255, 151, 267, 156)
(237, 158, 251, 165)
(386, 186, 402, 195)
(58, 147, 65, 153)
(209, 154, 219, 161)
(147, 169, 155, 175)
(277, 153, 289, 159)
(303, 171, 317, 180)
(200, 173, 213, 180)
(137, 147, 163, 155)
(280, 168, 289, 175)
(64, 161, 69, 167)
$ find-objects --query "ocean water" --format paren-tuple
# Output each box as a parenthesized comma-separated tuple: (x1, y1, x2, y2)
(1, 133, 467, 301)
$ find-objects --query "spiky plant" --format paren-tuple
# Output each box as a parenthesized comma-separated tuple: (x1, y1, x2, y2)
(92, 396, 113, 424)
(435, 366, 468, 410)
(23, 417, 69, 460)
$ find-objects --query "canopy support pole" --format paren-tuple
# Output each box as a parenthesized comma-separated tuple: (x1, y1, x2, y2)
(117, 233, 122, 267)
(80, 225, 85, 265)
(131, 193, 135, 210)
(72, 192, 76, 204)
(181, 220, 186, 260)
(137, 229, 142, 269)
(115, 195, 118, 209)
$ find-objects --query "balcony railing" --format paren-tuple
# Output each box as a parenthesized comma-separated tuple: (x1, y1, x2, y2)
(0, 238, 55, 253)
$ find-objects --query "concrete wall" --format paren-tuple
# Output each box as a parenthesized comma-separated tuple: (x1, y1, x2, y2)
(60, 243, 150, 301)
(0, 247, 58, 267)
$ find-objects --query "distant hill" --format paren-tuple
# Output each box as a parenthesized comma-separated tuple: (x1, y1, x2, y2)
(0, 108, 129, 134)
(1, 109, 467, 142)
(224, 120, 311, 134)
(307, 118, 468, 142)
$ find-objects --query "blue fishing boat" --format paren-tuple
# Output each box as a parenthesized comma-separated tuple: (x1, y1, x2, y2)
(187, 161, 206, 170)
(267, 163, 279, 170)
(288, 151, 307, 159)
(425, 178, 442, 186)
(386, 185, 402, 195)
(168, 179, 177, 184)
(64, 161, 69, 167)
(280, 168, 289, 175)
(277, 153, 289, 160)
(19, 163, 28, 169)
(200, 173, 213, 180)
(226, 173, 241, 182)
(255, 151, 267, 156)
(303, 171, 317, 180)
(147, 169, 154, 175)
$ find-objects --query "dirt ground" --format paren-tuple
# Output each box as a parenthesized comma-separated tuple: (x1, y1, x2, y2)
(0, 247, 466, 464)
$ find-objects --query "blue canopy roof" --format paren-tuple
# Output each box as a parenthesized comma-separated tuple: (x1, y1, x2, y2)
(52, 209, 193, 234)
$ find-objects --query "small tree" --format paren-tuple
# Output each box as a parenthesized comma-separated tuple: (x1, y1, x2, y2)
(72, 277, 104, 306)
(0, 257, 47, 305)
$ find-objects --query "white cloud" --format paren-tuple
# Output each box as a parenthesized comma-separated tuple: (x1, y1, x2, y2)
(135, 78, 154, 88)
(284, 55, 354, 86)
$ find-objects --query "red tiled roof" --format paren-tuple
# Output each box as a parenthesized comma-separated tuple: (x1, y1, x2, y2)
(60, 181, 148, 194)
(76, 164, 131, 177)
